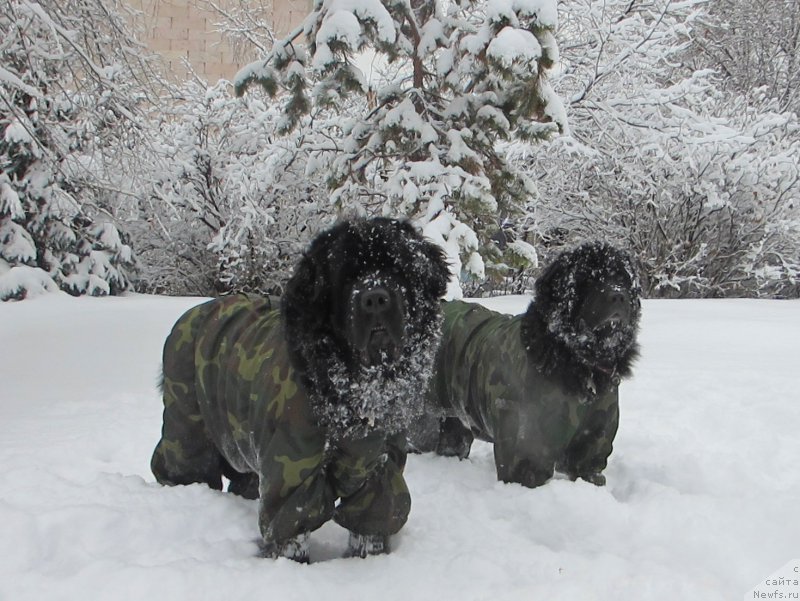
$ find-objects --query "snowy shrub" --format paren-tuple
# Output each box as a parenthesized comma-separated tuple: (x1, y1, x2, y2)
(235, 0, 566, 297)
(518, 0, 800, 298)
(0, 0, 158, 300)
(691, 0, 800, 114)
(132, 80, 330, 296)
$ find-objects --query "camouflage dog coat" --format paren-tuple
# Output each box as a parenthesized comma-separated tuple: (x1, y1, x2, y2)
(151, 295, 410, 552)
(425, 300, 621, 488)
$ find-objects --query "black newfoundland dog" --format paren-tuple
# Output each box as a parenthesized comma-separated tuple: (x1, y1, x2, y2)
(151, 218, 449, 561)
(412, 241, 640, 489)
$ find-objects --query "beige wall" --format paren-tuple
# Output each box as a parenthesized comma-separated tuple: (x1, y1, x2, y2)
(128, 0, 312, 82)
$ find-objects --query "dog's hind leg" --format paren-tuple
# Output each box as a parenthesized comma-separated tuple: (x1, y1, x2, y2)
(150, 372, 224, 490)
(221, 458, 259, 499)
(151, 311, 224, 491)
(436, 416, 474, 459)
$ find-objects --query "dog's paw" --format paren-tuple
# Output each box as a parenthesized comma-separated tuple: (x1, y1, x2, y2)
(227, 472, 259, 499)
(436, 417, 473, 460)
(580, 471, 606, 486)
(555, 460, 606, 487)
(260, 532, 310, 563)
(345, 532, 389, 558)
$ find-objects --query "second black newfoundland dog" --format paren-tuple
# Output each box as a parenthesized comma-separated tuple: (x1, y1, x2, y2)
(413, 242, 641, 489)
(151, 218, 449, 561)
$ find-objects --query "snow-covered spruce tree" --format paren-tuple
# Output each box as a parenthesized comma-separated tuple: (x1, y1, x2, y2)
(516, 0, 800, 298)
(132, 79, 330, 296)
(0, 0, 155, 300)
(235, 0, 566, 296)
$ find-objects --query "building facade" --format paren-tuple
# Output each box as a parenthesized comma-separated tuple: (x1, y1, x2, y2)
(128, 0, 312, 81)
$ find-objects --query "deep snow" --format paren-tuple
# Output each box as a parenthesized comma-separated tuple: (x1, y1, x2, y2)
(1, 293, 798, 600)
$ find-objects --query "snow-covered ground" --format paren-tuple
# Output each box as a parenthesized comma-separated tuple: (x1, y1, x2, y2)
(1, 294, 798, 600)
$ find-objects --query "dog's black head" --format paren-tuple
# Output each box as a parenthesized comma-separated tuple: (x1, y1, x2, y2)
(522, 241, 641, 398)
(282, 217, 450, 437)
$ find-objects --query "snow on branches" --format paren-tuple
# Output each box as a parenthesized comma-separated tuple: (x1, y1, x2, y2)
(132, 80, 331, 297)
(519, 0, 800, 298)
(235, 0, 566, 295)
(0, 0, 151, 300)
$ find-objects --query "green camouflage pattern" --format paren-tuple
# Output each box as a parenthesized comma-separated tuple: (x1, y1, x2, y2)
(151, 295, 410, 547)
(427, 300, 619, 488)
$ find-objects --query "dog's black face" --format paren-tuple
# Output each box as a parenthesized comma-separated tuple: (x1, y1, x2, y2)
(522, 242, 641, 397)
(576, 278, 635, 333)
(282, 217, 450, 437)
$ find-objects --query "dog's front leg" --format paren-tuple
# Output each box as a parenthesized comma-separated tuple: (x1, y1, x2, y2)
(256, 441, 334, 563)
(493, 399, 555, 488)
(557, 388, 620, 486)
(332, 435, 411, 557)
(495, 449, 555, 488)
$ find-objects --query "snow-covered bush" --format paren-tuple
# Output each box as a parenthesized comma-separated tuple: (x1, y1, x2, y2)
(520, 0, 800, 298)
(0, 0, 156, 300)
(236, 0, 566, 296)
(132, 80, 330, 296)
(691, 0, 800, 114)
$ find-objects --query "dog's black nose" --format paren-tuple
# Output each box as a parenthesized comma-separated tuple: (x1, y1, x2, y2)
(607, 288, 630, 307)
(360, 287, 391, 315)
(599, 286, 632, 325)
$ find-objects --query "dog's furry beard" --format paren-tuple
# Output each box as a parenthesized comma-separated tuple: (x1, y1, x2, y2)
(548, 310, 638, 373)
(304, 312, 443, 441)
(522, 299, 640, 400)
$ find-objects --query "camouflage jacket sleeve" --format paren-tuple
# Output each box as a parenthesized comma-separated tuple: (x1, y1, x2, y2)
(329, 433, 410, 537)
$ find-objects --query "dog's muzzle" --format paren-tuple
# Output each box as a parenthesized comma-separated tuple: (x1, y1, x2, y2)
(350, 280, 406, 367)
(580, 283, 633, 332)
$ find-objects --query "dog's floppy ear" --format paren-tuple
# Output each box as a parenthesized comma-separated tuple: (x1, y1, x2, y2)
(415, 238, 450, 300)
(533, 251, 569, 306)
(282, 246, 330, 336)
(616, 247, 643, 303)
(284, 253, 319, 302)
(388, 220, 450, 300)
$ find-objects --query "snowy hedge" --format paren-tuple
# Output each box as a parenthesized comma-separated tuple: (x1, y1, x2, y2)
(3, 0, 799, 301)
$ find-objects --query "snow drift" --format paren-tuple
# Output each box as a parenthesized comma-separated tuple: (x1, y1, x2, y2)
(1, 293, 798, 600)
